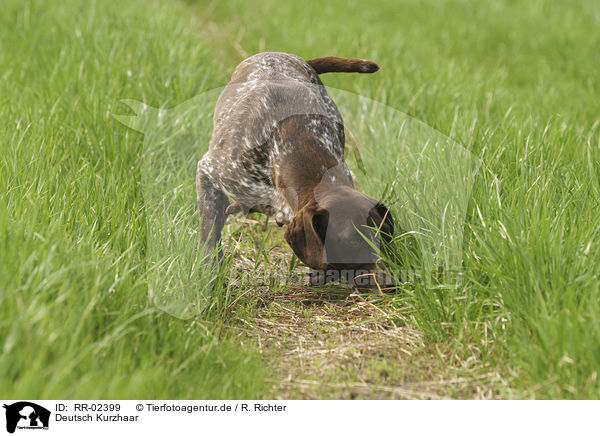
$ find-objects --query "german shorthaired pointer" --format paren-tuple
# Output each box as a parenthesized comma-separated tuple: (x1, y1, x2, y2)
(196, 52, 393, 287)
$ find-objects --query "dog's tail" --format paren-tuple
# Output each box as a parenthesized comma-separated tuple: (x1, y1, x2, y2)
(306, 56, 379, 74)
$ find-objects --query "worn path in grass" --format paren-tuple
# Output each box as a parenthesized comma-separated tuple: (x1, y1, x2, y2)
(222, 217, 506, 399)
(198, 6, 509, 399)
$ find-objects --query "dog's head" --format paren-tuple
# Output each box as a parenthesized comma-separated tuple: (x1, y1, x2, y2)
(284, 186, 394, 278)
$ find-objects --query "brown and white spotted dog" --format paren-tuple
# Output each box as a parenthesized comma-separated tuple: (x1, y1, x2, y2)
(196, 52, 393, 287)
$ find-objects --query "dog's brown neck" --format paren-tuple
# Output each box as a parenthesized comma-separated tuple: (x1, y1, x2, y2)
(273, 133, 352, 213)
(270, 114, 353, 214)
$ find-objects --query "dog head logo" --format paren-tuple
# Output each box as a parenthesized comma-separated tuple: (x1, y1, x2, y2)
(3, 402, 50, 434)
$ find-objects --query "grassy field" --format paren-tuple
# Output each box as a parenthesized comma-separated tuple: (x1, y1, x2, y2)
(2, 0, 600, 399)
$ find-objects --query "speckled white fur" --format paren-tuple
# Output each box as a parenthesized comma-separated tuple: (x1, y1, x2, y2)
(198, 52, 352, 224)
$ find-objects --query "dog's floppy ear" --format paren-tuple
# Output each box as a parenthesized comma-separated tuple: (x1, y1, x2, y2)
(284, 204, 329, 270)
(369, 203, 394, 243)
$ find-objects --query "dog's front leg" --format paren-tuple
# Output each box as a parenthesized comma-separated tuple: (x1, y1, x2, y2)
(196, 162, 228, 261)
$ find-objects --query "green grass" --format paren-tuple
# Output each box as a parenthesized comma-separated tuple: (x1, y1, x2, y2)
(2, 0, 600, 399)
(0, 0, 269, 398)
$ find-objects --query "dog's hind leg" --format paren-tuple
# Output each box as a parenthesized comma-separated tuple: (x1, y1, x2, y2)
(196, 160, 228, 260)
